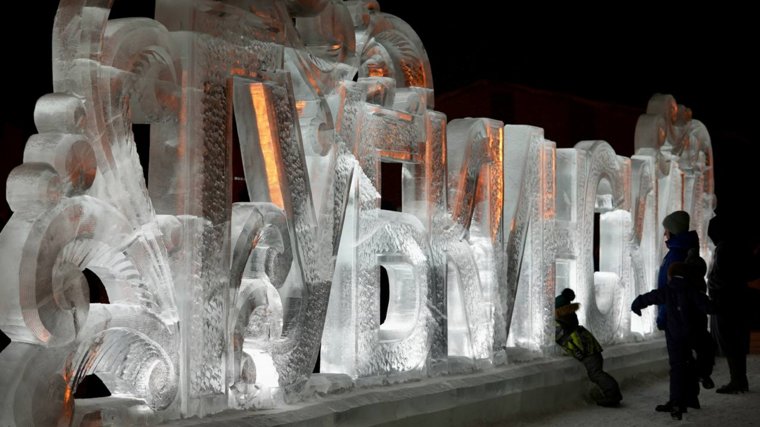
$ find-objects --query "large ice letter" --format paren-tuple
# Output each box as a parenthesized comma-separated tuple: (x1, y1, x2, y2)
(444, 118, 506, 368)
(555, 141, 632, 343)
(504, 126, 557, 351)
(321, 6, 443, 379)
(229, 72, 344, 402)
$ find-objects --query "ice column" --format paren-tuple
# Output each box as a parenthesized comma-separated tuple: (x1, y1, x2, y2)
(629, 154, 658, 334)
(503, 126, 557, 351)
(444, 118, 506, 368)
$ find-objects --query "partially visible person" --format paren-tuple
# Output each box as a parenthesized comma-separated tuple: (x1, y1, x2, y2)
(685, 248, 715, 389)
(555, 288, 622, 407)
(632, 262, 714, 421)
(708, 216, 753, 394)
(657, 211, 700, 331)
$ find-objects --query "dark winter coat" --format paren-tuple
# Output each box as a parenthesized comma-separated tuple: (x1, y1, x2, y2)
(634, 271, 714, 406)
(685, 248, 708, 293)
(685, 250, 709, 330)
(555, 303, 603, 360)
(634, 273, 714, 347)
(657, 230, 699, 329)
(708, 240, 752, 356)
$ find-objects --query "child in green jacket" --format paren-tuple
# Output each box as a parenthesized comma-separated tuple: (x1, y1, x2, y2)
(556, 288, 622, 407)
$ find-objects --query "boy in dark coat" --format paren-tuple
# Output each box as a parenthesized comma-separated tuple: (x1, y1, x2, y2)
(657, 211, 700, 330)
(555, 288, 622, 407)
(632, 262, 714, 420)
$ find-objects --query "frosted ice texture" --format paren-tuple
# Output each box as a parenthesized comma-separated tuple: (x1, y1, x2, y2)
(444, 119, 506, 367)
(0, 0, 716, 424)
(563, 141, 633, 343)
(322, 78, 445, 379)
(503, 126, 557, 351)
(629, 155, 658, 334)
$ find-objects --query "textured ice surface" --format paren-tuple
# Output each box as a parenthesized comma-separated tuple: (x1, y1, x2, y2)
(563, 141, 633, 343)
(503, 126, 557, 351)
(0, 0, 715, 424)
(444, 119, 506, 366)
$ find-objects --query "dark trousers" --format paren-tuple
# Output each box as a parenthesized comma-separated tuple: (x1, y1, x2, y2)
(581, 353, 621, 400)
(694, 330, 715, 380)
(666, 333, 699, 406)
(727, 354, 748, 387)
(713, 311, 750, 387)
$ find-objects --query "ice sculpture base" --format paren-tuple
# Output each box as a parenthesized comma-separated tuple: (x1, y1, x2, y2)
(166, 340, 668, 426)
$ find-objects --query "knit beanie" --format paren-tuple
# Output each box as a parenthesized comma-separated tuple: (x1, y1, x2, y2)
(555, 288, 576, 308)
(663, 210, 690, 235)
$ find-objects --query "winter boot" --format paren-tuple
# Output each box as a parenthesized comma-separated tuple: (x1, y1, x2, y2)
(656, 401, 691, 413)
(701, 376, 715, 389)
(671, 406, 686, 421)
(716, 382, 749, 394)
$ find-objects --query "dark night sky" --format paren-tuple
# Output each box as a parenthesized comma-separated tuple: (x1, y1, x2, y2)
(378, 3, 760, 218)
(1, 1, 758, 226)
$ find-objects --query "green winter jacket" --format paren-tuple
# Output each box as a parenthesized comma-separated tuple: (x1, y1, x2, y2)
(555, 302, 603, 360)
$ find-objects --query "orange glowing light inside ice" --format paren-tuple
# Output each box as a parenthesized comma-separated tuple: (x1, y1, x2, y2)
(250, 84, 284, 209)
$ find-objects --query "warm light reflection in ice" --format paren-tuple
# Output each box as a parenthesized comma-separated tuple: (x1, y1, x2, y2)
(250, 84, 285, 210)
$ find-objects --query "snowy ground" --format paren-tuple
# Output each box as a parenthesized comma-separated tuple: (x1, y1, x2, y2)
(166, 344, 755, 426)
(509, 355, 760, 427)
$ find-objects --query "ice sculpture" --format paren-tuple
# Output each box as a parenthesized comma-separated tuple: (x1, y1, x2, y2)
(504, 125, 557, 351)
(442, 118, 506, 367)
(554, 141, 632, 343)
(0, 0, 715, 424)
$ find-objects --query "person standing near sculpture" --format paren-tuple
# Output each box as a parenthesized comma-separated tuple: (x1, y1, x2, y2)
(684, 248, 715, 389)
(632, 262, 714, 420)
(656, 211, 699, 331)
(707, 216, 752, 394)
(555, 288, 623, 407)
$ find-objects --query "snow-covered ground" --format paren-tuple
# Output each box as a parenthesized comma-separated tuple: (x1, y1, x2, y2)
(166, 345, 756, 426)
(510, 355, 760, 426)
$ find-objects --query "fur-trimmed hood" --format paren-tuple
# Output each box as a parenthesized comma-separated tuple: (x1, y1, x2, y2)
(555, 302, 580, 318)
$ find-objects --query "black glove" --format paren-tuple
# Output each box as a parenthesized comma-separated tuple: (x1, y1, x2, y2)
(631, 300, 642, 317)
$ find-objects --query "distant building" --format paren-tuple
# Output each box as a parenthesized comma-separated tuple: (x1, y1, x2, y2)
(435, 80, 642, 156)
